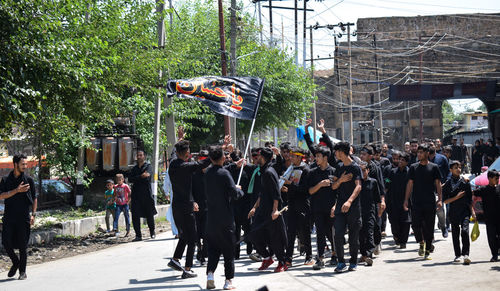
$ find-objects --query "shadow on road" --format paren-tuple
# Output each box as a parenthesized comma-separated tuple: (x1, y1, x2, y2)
(129, 276, 179, 284)
(109, 284, 203, 291)
(491, 266, 500, 271)
(0, 278, 16, 283)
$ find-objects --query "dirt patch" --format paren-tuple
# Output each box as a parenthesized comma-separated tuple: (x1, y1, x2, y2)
(0, 220, 172, 273)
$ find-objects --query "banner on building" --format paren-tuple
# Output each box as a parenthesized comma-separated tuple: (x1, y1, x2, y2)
(166, 76, 264, 120)
(389, 81, 497, 101)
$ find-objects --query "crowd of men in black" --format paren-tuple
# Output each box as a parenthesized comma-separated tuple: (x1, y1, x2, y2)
(164, 122, 500, 290)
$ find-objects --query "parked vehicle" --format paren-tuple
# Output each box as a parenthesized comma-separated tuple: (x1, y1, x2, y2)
(470, 157, 500, 216)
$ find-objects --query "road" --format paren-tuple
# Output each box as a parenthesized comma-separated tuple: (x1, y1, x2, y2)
(0, 222, 498, 291)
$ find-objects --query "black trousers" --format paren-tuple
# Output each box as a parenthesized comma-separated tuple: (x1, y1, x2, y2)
(252, 216, 287, 263)
(131, 209, 155, 238)
(195, 210, 208, 259)
(380, 210, 387, 232)
(451, 217, 470, 257)
(485, 220, 500, 258)
(360, 213, 376, 258)
(313, 210, 334, 258)
(411, 207, 436, 251)
(173, 211, 198, 268)
(334, 210, 361, 264)
(235, 217, 253, 258)
(389, 211, 411, 244)
(206, 227, 235, 280)
(2, 220, 30, 273)
(285, 209, 312, 262)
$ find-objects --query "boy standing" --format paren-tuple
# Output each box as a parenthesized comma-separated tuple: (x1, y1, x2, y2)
(358, 161, 382, 266)
(113, 174, 131, 237)
(442, 161, 474, 265)
(473, 170, 500, 262)
(104, 179, 116, 233)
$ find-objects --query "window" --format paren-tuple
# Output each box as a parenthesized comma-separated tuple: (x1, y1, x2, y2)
(471, 116, 478, 120)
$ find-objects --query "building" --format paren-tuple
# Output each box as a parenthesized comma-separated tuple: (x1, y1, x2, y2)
(460, 111, 489, 132)
(314, 13, 500, 148)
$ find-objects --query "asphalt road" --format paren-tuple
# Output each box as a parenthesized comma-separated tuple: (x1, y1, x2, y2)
(0, 222, 498, 291)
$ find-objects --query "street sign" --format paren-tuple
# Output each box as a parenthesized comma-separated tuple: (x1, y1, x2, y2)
(389, 81, 497, 101)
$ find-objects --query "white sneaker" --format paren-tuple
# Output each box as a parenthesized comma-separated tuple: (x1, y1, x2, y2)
(453, 256, 462, 264)
(463, 255, 471, 265)
(223, 279, 236, 290)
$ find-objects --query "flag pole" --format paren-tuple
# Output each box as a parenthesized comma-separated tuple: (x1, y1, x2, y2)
(237, 78, 265, 186)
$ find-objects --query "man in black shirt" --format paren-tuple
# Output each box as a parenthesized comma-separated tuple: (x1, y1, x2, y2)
(358, 161, 382, 267)
(307, 146, 337, 270)
(204, 146, 244, 290)
(409, 139, 419, 165)
(251, 147, 288, 273)
(473, 170, 500, 262)
(443, 160, 474, 265)
(386, 152, 411, 249)
(0, 154, 37, 280)
(129, 150, 157, 241)
(331, 142, 362, 273)
(404, 144, 443, 260)
(450, 138, 463, 163)
(283, 147, 313, 267)
(168, 139, 211, 279)
(192, 150, 208, 265)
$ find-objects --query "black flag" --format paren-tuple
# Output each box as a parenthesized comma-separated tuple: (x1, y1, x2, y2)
(166, 76, 264, 120)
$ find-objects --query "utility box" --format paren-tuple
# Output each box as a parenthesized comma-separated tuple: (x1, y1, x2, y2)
(102, 137, 117, 172)
(119, 137, 135, 171)
(86, 138, 101, 171)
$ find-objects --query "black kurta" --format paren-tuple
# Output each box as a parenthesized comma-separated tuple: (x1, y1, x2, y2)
(129, 162, 157, 217)
(0, 171, 36, 249)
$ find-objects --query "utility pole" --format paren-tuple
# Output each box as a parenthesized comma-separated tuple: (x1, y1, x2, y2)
(268, 0, 273, 46)
(294, 0, 298, 65)
(229, 0, 238, 142)
(419, 32, 423, 143)
(217, 0, 231, 137)
(334, 35, 345, 141)
(152, 0, 168, 204)
(302, 0, 307, 68)
(164, 0, 176, 160)
(258, 1, 263, 43)
(347, 24, 353, 145)
(309, 26, 317, 142)
(373, 34, 384, 144)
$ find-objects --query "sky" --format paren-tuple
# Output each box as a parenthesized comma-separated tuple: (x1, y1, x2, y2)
(240, 0, 500, 113)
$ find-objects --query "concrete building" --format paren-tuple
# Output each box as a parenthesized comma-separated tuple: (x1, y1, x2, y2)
(315, 13, 500, 148)
(460, 111, 489, 132)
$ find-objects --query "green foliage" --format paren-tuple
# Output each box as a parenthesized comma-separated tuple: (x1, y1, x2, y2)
(0, 0, 315, 185)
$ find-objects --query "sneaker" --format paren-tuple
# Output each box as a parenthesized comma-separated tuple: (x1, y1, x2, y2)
(274, 262, 286, 273)
(442, 228, 449, 238)
(249, 253, 263, 262)
(365, 257, 373, 266)
(418, 242, 426, 256)
(463, 255, 471, 265)
(18, 272, 27, 280)
(312, 259, 325, 270)
(490, 256, 498, 262)
(429, 244, 435, 253)
(359, 256, 367, 263)
(304, 257, 314, 266)
(258, 257, 274, 270)
(381, 232, 387, 238)
(207, 273, 215, 289)
(335, 262, 348, 273)
(150, 231, 156, 239)
(8, 264, 18, 278)
(168, 259, 184, 272)
(453, 256, 462, 264)
(399, 243, 406, 249)
(348, 263, 358, 271)
(223, 279, 236, 290)
(132, 237, 142, 242)
(424, 251, 432, 260)
(329, 256, 338, 266)
(181, 270, 197, 279)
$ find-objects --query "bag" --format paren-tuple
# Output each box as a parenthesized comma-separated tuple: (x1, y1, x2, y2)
(471, 220, 480, 242)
